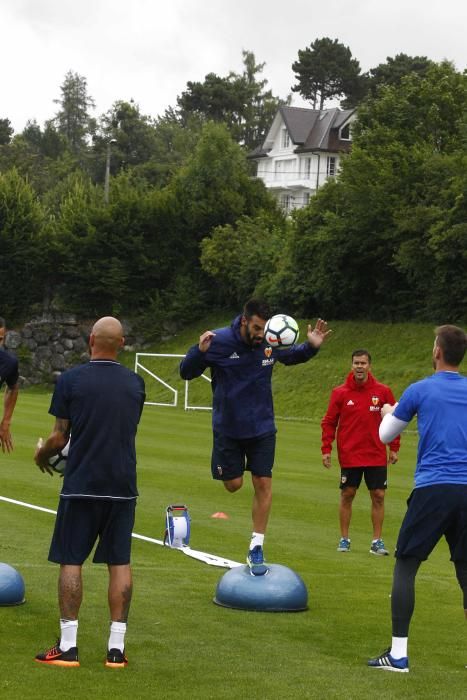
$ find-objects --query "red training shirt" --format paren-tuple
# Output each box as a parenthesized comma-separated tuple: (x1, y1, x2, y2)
(321, 371, 400, 467)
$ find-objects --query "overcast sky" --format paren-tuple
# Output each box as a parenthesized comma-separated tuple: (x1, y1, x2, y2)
(2, 0, 466, 133)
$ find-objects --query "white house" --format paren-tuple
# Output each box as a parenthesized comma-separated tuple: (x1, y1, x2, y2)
(249, 105, 356, 212)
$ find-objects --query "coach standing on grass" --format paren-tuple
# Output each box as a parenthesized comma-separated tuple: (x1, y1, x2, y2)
(34, 316, 145, 668)
(368, 324, 467, 673)
(0, 317, 20, 454)
(321, 349, 400, 555)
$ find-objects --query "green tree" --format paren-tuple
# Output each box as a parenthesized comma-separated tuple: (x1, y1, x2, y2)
(0, 118, 13, 145)
(200, 212, 287, 305)
(365, 53, 434, 99)
(177, 50, 284, 150)
(0, 169, 49, 317)
(53, 70, 96, 154)
(292, 37, 362, 109)
(282, 61, 467, 321)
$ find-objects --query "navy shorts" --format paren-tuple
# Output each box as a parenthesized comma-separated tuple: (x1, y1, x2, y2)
(395, 484, 467, 561)
(48, 498, 136, 565)
(211, 431, 276, 481)
(339, 466, 387, 491)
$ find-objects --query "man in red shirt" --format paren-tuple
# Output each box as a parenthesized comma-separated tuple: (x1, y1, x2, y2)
(321, 350, 400, 555)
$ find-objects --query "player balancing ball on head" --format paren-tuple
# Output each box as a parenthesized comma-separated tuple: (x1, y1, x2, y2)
(264, 314, 299, 348)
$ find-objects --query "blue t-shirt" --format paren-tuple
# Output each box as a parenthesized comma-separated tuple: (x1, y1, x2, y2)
(394, 371, 467, 488)
(50, 360, 145, 500)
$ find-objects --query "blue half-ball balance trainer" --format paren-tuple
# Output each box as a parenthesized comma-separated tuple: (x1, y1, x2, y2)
(0, 562, 26, 606)
(214, 564, 308, 612)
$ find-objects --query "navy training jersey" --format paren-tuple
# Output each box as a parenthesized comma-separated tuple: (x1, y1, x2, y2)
(0, 348, 19, 389)
(50, 360, 146, 500)
(180, 315, 319, 439)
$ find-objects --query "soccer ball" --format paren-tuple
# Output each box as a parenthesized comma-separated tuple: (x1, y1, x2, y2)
(264, 314, 299, 348)
(48, 439, 70, 475)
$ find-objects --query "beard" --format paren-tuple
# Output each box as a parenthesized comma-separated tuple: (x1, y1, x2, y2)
(245, 325, 263, 347)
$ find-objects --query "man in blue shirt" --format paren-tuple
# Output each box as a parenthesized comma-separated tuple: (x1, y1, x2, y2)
(180, 299, 330, 575)
(34, 317, 145, 668)
(368, 324, 467, 672)
(0, 317, 19, 453)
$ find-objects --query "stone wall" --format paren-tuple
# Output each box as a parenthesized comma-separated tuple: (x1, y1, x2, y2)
(5, 314, 89, 385)
(5, 314, 141, 386)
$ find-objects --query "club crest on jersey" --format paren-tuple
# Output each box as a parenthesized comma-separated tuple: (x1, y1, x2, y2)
(262, 346, 274, 366)
(370, 396, 381, 412)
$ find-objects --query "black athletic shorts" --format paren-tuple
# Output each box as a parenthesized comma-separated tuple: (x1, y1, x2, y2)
(395, 484, 467, 561)
(339, 466, 387, 491)
(48, 497, 136, 565)
(211, 431, 276, 481)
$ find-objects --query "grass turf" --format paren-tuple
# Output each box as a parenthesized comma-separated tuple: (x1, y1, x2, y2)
(1, 387, 466, 699)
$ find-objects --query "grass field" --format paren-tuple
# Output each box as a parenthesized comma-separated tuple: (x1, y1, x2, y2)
(1, 382, 467, 699)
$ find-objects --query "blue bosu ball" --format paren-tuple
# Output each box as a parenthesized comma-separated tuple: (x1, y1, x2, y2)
(0, 562, 26, 606)
(214, 564, 308, 612)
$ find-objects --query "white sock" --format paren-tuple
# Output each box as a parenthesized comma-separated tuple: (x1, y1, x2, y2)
(109, 621, 127, 652)
(249, 532, 265, 549)
(390, 636, 408, 659)
(60, 619, 78, 651)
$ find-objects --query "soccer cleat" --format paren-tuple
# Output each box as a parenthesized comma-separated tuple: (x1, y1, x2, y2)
(105, 648, 128, 668)
(337, 537, 351, 552)
(368, 648, 409, 672)
(370, 539, 389, 556)
(247, 545, 268, 576)
(35, 640, 79, 667)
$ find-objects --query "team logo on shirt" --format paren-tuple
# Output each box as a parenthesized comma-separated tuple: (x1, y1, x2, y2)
(370, 396, 381, 412)
(262, 346, 275, 366)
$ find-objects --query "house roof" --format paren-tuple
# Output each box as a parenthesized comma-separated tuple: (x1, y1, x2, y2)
(248, 106, 356, 158)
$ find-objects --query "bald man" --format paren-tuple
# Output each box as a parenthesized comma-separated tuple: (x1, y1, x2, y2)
(34, 317, 145, 668)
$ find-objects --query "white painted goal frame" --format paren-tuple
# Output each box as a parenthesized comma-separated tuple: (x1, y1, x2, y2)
(134, 353, 212, 411)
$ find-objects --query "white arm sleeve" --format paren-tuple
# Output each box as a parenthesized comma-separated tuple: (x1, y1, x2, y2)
(379, 413, 408, 444)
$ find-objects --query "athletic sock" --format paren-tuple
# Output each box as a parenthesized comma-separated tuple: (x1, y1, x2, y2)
(249, 532, 265, 550)
(390, 636, 408, 659)
(59, 619, 78, 651)
(108, 621, 127, 652)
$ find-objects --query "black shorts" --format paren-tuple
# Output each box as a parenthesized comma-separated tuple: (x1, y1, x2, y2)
(48, 498, 136, 565)
(211, 431, 276, 481)
(339, 466, 387, 491)
(395, 484, 467, 561)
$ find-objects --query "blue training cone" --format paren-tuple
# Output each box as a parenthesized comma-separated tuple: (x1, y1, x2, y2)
(0, 562, 26, 606)
(214, 563, 308, 612)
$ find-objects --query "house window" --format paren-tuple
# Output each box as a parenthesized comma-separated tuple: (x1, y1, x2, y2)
(303, 192, 311, 206)
(279, 193, 294, 212)
(275, 159, 295, 181)
(281, 128, 290, 148)
(303, 157, 312, 179)
(326, 156, 336, 177)
(340, 123, 351, 140)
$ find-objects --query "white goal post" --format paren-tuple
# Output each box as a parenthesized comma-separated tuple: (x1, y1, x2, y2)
(134, 353, 212, 411)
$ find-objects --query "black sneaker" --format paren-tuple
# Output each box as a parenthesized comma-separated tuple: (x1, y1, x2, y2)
(105, 648, 128, 668)
(35, 640, 79, 667)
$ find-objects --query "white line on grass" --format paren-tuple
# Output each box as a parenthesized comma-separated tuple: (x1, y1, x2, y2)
(0, 495, 241, 569)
